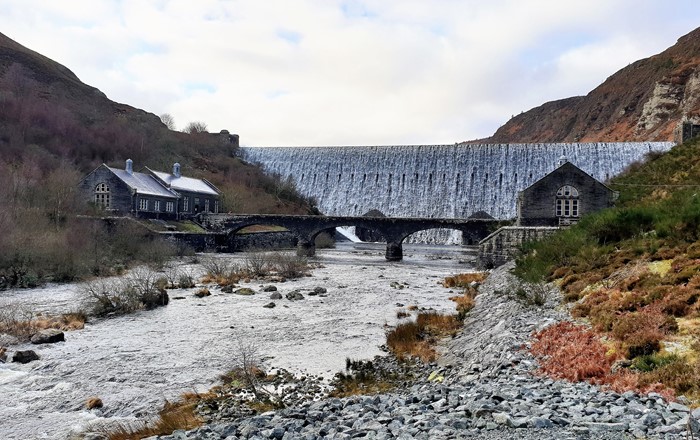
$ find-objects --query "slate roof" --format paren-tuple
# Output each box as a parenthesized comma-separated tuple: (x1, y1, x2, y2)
(107, 167, 179, 198)
(149, 169, 220, 196)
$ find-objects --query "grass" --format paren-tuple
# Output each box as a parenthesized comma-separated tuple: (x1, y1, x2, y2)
(104, 394, 204, 440)
(329, 359, 403, 398)
(443, 272, 488, 288)
(0, 305, 86, 341)
(386, 312, 461, 362)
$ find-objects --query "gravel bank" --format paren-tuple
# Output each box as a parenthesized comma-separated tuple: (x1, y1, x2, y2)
(146, 262, 700, 440)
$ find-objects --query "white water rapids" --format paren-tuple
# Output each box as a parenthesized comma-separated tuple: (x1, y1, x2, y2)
(0, 244, 474, 440)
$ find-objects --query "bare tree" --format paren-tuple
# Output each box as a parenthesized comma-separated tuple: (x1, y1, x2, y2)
(184, 121, 208, 134)
(233, 337, 266, 399)
(159, 113, 176, 130)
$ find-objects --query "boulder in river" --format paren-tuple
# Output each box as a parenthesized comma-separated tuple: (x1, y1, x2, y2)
(31, 329, 65, 344)
(12, 350, 39, 364)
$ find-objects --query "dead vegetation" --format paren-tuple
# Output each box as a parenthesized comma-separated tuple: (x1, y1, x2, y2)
(386, 312, 461, 362)
(200, 252, 311, 287)
(0, 303, 86, 341)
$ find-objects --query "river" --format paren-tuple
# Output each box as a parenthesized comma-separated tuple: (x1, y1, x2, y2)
(0, 243, 476, 440)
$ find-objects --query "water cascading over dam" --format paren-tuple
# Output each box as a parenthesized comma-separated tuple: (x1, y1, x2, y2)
(242, 142, 674, 243)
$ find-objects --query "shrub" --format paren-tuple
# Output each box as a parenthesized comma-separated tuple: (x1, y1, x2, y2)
(243, 252, 271, 278)
(270, 252, 310, 279)
(200, 256, 233, 278)
(611, 306, 671, 357)
(178, 272, 196, 289)
(82, 268, 169, 317)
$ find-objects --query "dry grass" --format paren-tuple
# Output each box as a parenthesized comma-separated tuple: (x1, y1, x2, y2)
(86, 397, 103, 409)
(105, 394, 204, 440)
(449, 287, 477, 320)
(386, 312, 461, 362)
(0, 305, 86, 341)
(443, 272, 488, 288)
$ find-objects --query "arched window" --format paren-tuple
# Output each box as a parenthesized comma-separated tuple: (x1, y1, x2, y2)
(556, 185, 579, 222)
(94, 183, 110, 208)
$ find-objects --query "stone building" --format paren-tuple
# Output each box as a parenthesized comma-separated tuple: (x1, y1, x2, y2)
(78, 159, 221, 220)
(517, 157, 617, 227)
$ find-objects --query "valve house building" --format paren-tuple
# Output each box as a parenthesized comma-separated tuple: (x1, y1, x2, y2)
(516, 157, 618, 227)
(78, 159, 221, 220)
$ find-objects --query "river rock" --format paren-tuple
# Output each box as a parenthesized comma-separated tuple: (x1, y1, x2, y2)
(0, 333, 20, 346)
(0, 346, 6, 363)
(221, 285, 234, 293)
(262, 285, 278, 292)
(286, 290, 304, 301)
(234, 288, 256, 295)
(263, 302, 276, 309)
(12, 350, 39, 363)
(31, 329, 65, 344)
(270, 292, 283, 300)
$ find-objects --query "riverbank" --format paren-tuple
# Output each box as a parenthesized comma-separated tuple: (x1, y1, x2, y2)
(149, 262, 700, 440)
(0, 244, 468, 440)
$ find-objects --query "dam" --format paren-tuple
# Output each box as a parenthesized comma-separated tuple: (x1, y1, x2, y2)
(242, 142, 674, 243)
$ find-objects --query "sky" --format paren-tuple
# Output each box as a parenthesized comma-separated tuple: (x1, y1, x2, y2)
(1, 1, 700, 146)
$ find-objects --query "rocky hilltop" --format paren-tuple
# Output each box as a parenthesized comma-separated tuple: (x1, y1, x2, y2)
(476, 27, 700, 143)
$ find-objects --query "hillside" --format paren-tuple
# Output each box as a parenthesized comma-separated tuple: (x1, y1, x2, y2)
(0, 32, 316, 287)
(477, 27, 700, 143)
(0, 31, 315, 215)
(515, 138, 700, 402)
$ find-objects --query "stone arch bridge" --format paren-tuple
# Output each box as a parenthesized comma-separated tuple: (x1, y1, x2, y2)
(198, 214, 498, 261)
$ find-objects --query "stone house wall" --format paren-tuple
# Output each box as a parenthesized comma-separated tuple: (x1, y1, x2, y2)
(77, 165, 135, 215)
(517, 162, 617, 227)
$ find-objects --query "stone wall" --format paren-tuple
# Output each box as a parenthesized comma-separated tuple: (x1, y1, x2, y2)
(161, 230, 298, 253)
(477, 226, 559, 269)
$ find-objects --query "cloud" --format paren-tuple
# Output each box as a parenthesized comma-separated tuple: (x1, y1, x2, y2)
(1, 0, 699, 145)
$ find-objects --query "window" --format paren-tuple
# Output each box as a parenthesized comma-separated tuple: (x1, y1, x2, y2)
(556, 185, 580, 224)
(154, 200, 161, 211)
(94, 183, 110, 208)
(166, 201, 174, 213)
(204, 199, 210, 212)
(183, 197, 189, 212)
(139, 198, 149, 211)
(194, 197, 200, 213)
(214, 200, 219, 214)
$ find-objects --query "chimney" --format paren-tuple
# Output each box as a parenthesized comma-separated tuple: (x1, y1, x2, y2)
(173, 162, 181, 178)
(557, 155, 568, 167)
(126, 159, 133, 175)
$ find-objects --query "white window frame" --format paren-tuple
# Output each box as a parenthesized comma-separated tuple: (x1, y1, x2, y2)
(214, 200, 219, 213)
(154, 200, 161, 212)
(139, 198, 149, 211)
(204, 199, 210, 212)
(166, 201, 174, 213)
(183, 196, 189, 212)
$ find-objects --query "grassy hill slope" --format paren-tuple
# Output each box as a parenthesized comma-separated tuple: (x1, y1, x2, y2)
(515, 138, 700, 402)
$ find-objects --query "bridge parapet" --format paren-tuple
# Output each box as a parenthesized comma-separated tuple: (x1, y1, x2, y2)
(199, 214, 498, 261)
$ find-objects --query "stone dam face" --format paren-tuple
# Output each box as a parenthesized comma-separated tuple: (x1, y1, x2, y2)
(242, 142, 674, 243)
